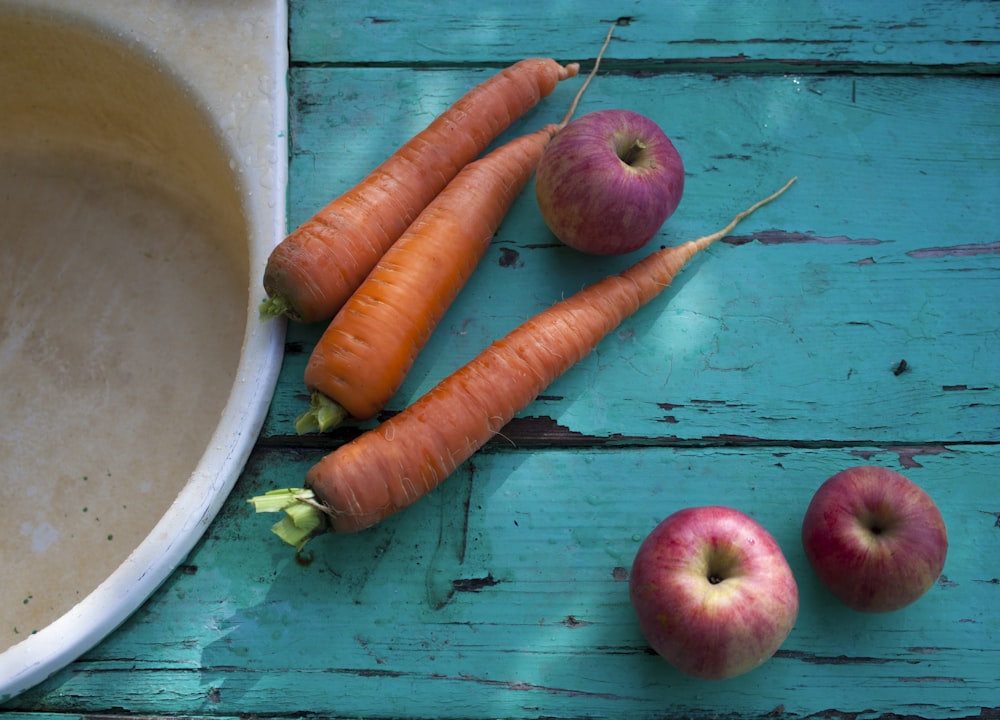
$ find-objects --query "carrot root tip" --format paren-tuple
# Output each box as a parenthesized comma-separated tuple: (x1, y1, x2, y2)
(247, 487, 328, 550)
(295, 392, 349, 434)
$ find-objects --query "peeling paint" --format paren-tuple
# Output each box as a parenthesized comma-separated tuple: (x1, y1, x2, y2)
(452, 573, 500, 593)
(775, 649, 914, 665)
(907, 241, 1000, 258)
(899, 675, 967, 683)
(437, 673, 634, 700)
(850, 445, 955, 469)
(724, 230, 886, 246)
(498, 246, 521, 268)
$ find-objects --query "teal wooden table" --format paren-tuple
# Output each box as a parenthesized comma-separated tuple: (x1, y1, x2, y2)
(4, 1, 999, 717)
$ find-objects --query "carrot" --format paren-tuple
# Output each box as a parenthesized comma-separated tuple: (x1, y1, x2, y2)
(260, 57, 581, 323)
(295, 123, 564, 432)
(295, 25, 617, 433)
(250, 177, 797, 547)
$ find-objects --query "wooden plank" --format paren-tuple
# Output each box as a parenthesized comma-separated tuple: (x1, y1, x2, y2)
(264, 71, 1000, 445)
(289, 0, 1000, 70)
(5, 2, 999, 718)
(7, 445, 997, 718)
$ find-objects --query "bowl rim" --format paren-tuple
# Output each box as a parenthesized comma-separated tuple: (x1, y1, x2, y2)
(0, 0, 289, 700)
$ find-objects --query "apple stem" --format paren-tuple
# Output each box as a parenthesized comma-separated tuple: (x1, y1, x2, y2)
(620, 139, 647, 166)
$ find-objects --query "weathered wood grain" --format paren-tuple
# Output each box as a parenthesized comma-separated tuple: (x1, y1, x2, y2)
(289, 0, 1000, 71)
(3, 2, 998, 719)
(6, 447, 997, 718)
(269, 71, 1000, 445)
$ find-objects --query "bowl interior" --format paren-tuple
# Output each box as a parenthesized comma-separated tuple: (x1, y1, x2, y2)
(0, 10, 250, 653)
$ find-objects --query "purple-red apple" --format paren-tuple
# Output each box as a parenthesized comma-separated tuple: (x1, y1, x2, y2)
(801, 465, 948, 613)
(629, 506, 799, 680)
(534, 109, 684, 255)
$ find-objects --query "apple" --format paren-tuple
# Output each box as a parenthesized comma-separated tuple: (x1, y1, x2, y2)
(534, 108, 684, 255)
(628, 506, 799, 680)
(801, 465, 948, 613)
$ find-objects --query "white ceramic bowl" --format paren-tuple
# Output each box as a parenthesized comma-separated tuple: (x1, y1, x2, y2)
(0, 0, 287, 699)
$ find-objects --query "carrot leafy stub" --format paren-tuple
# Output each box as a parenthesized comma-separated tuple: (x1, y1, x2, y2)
(249, 178, 797, 548)
(248, 488, 324, 551)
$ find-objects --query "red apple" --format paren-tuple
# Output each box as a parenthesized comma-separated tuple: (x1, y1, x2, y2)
(801, 465, 948, 613)
(629, 506, 799, 680)
(534, 109, 684, 255)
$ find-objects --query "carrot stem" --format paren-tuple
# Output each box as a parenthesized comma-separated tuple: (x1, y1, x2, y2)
(259, 294, 291, 321)
(295, 392, 350, 434)
(247, 488, 326, 550)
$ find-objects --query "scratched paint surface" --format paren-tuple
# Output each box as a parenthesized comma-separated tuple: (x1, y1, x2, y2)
(3, 1, 999, 719)
(271, 71, 1000, 447)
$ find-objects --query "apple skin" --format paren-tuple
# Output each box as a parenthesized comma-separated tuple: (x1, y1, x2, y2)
(629, 506, 799, 680)
(534, 109, 684, 255)
(801, 465, 948, 613)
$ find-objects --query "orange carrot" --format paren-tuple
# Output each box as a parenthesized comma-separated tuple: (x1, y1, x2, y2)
(296, 123, 563, 431)
(295, 26, 617, 433)
(250, 178, 797, 545)
(260, 57, 581, 323)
